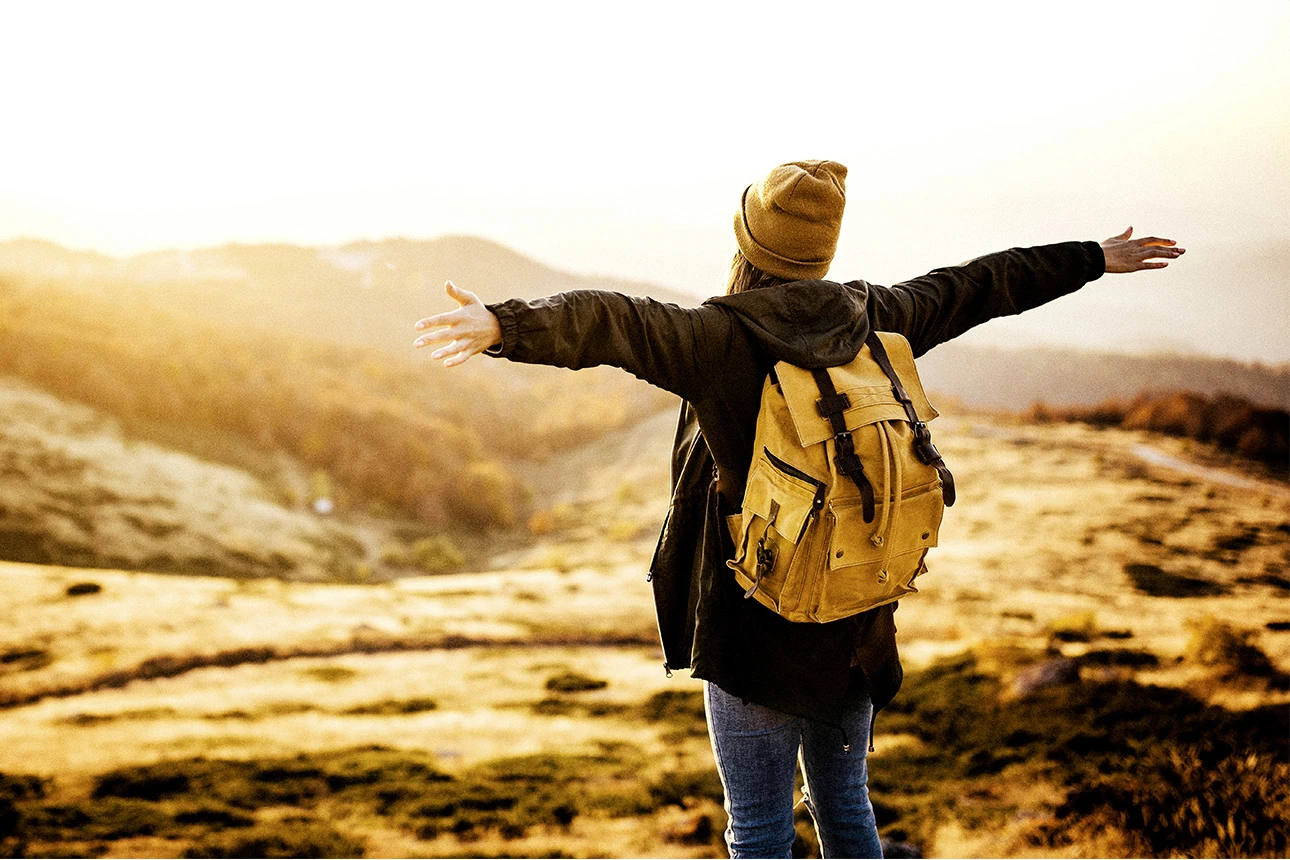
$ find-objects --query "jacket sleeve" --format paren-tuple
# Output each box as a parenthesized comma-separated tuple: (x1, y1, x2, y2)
(484, 290, 729, 402)
(864, 241, 1105, 357)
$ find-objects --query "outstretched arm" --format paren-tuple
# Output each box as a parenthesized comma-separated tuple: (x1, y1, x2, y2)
(414, 282, 729, 402)
(867, 229, 1184, 356)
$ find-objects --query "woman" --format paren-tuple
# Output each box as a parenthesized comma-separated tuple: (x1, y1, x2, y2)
(413, 160, 1183, 858)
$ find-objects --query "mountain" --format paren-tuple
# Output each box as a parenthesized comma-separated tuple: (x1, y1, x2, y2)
(918, 342, 1290, 411)
(0, 235, 697, 355)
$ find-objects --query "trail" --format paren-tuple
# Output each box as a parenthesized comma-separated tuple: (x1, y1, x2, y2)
(0, 630, 657, 712)
(1128, 444, 1290, 498)
(954, 417, 1288, 499)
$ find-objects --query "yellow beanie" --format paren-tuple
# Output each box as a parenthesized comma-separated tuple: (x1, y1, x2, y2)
(733, 160, 847, 281)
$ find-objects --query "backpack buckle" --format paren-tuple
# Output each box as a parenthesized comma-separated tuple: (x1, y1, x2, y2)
(912, 421, 942, 464)
(756, 539, 776, 575)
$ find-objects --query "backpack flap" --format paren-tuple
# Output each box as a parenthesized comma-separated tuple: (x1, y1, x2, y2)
(776, 333, 939, 447)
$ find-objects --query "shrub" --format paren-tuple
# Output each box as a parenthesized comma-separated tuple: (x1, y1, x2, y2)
(182, 820, 365, 858)
(544, 671, 608, 693)
(448, 461, 520, 530)
(342, 698, 438, 716)
(21, 798, 167, 841)
(1048, 611, 1097, 642)
(1124, 562, 1229, 598)
(299, 665, 358, 684)
(1032, 390, 1288, 468)
(1185, 617, 1286, 685)
(646, 769, 724, 808)
(1055, 743, 1288, 858)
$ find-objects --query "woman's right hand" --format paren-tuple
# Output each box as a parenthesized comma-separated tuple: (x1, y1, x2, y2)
(413, 281, 502, 367)
(1100, 227, 1185, 273)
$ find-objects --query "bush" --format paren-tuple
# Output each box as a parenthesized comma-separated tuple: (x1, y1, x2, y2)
(544, 672, 608, 693)
(872, 650, 1290, 852)
(342, 698, 438, 716)
(1032, 390, 1288, 468)
(381, 535, 464, 573)
(1124, 562, 1229, 598)
(182, 821, 365, 858)
(1185, 617, 1286, 685)
(448, 462, 520, 530)
(1055, 743, 1288, 857)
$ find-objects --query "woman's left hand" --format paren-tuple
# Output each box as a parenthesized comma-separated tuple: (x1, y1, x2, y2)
(413, 281, 502, 367)
(1100, 227, 1186, 273)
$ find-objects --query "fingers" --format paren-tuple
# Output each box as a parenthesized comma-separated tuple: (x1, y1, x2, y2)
(1136, 237, 1175, 248)
(414, 308, 460, 332)
(1107, 227, 1133, 242)
(442, 349, 473, 368)
(429, 339, 468, 361)
(445, 280, 479, 307)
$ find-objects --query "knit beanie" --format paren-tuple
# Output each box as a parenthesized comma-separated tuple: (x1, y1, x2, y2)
(733, 160, 847, 281)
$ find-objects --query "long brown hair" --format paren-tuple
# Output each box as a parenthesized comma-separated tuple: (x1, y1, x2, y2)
(725, 251, 790, 295)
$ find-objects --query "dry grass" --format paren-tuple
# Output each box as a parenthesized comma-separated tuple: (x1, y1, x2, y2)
(1, 410, 1287, 857)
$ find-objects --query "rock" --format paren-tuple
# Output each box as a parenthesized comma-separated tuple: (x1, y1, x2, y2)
(881, 837, 924, 858)
(662, 810, 714, 845)
(1011, 657, 1080, 696)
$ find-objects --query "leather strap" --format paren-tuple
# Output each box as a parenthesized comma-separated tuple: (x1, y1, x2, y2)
(811, 366, 876, 523)
(865, 334, 956, 507)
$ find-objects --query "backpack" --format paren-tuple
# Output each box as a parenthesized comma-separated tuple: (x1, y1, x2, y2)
(725, 331, 955, 623)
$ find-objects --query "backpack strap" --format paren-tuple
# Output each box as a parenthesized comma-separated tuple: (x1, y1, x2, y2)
(811, 366, 877, 523)
(865, 334, 957, 508)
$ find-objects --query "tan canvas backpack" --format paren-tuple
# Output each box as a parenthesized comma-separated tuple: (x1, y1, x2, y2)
(726, 332, 956, 623)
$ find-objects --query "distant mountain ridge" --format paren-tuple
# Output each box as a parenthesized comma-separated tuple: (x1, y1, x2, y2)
(2, 236, 1284, 409)
(918, 343, 1290, 411)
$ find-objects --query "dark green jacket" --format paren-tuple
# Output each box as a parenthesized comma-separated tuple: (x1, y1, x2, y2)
(487, 241, 1105, 727)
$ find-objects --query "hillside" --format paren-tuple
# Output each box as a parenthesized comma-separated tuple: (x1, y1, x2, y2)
(0, 371, 672, 583)
(0, 270, 677, 537)
(0, 378, 363, 580)
(2, 236, 1283, 410)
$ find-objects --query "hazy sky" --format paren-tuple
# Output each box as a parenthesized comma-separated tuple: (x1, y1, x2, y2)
(3, 1, 1288, 360)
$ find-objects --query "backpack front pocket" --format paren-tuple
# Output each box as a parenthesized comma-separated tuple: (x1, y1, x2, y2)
(810, 478, 944, 620)
(728, 450, 825, 614)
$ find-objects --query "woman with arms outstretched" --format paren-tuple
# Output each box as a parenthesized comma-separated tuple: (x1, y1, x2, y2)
(413, 160, 1183, 859)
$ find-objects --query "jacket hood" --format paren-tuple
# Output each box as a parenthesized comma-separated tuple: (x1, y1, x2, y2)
(705, 279, 871, 368)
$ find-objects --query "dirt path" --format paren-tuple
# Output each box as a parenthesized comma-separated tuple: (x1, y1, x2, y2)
(1129, 443, 1290, 498)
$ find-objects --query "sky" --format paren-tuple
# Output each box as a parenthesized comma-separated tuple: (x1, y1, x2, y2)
(2, 1, 1288, 361)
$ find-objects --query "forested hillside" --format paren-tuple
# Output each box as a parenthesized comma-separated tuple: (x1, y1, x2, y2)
(0, 275, 675, 531)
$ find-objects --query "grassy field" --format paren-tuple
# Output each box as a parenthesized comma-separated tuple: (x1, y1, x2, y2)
(1, 409, 1287, 858)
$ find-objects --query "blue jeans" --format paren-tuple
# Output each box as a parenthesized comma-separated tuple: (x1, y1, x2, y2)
(704, 681, 883, 859)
